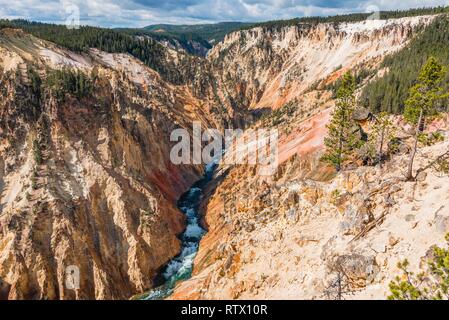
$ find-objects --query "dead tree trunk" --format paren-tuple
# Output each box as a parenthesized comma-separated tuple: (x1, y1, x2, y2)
(378, 126, 385, 168)
(406, 108, 423, 181)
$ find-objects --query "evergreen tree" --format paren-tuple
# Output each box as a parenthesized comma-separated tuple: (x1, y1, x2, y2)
(403, 57, 447, 181)
(322, 72, 361, 171)
(360, 16, 449, 114)
(388, 233, 449, 300)
(44, 68, 93, 101)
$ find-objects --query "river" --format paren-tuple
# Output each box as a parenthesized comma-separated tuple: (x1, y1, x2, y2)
(140, 161, 218, 300)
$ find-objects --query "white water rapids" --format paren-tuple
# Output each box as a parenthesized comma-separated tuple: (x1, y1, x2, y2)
(141, 161, 218, 300)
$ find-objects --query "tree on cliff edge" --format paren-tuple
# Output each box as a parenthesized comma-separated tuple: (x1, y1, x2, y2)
(404, 57, 447, 181)
(389, 233, 449, 300)
(322, 72, 361, 171)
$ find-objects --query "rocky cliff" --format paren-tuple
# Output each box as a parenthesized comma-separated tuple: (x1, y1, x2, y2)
(208, 16, 435, 113)
(0, 14, 448, 300)
(171, 123, 449, 299)
(0, 28, 225, 299)
(170, 15, 449, 300)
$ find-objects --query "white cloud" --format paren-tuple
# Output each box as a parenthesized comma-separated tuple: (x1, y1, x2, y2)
(0, 0, 447, 27)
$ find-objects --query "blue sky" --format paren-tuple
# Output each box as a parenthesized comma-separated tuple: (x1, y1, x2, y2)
(0, 0, 447, 27)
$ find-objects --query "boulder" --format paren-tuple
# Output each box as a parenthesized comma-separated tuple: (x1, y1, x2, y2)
(416, 171, 427, 182)
(333, 254, 378, 288)
(388, 137, 411, 155)
(352, 107, 372, 121)
(434, 214, 449, 234)
(339, 204, 374, 236)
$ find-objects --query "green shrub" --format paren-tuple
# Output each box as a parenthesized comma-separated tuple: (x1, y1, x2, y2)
(418, 132, 445, 146)
(388, 233, 449, 300)
(45, 68, 93, 101)
(32, 139, 42, 165)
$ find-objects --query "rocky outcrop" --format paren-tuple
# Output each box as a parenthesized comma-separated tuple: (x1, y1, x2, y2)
(171, 134, 449, 299)
(208, 16, 435, 112)
(0, 29, 224, 299)
(169, 15, 448, 299)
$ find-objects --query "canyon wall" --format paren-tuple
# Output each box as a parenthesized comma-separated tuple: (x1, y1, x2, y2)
(171, 15, 449, 300)
(0, 14, 447, 300)
(0, 28, 224, 299)
(209, 16, 435, 112)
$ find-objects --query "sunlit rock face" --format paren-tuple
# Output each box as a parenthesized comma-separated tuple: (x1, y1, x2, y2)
(208, 16, 435, 112)
(0, 28, 224, 299)
(170, 15, 449, 300)
(0, 14, 447, 300)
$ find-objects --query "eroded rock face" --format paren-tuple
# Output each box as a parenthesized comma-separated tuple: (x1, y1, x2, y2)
(171, 135, 449, 300)
(339, 203, 374, 236)
(0, 30, 225, 299)
(168, 14, 449, 299)
(1, 14, 448, 301)
(208, 16, 435, 112)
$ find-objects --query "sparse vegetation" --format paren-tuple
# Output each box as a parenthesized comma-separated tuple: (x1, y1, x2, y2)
(44, 68, 93, 101)
(322, 72, 362, 171)
(364, 112, 396, 166)
(330, 189, 341, 206)
(258, 100, 297, 126)
(32, 139, 42, 165)
(388, 233, 449, 300)
(31, 167, 39, 189)
(403, 57, 447, 180)
(140, 209, 156, 228)
(435, 157, 449, 175)
(27, 66, 42, 108)
(418, 131, 445, 146)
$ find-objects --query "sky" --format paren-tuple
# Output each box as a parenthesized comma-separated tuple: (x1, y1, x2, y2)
(0, 0, 447, 28)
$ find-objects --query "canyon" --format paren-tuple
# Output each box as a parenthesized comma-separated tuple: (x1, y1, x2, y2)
(0, 13, 448, 300)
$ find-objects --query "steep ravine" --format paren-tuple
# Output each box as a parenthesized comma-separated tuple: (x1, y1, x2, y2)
(0, 14, 446, 300)
(136, 161, 218, 300)
(0, 29, 222, 300)
(169, 15, 449, 300)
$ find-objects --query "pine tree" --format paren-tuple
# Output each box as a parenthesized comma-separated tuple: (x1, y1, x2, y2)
(359, 16, 449, 114)
(403, 57, 447, 181)
(388, 233, 449, 300)
(322, 72, 361, 171)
